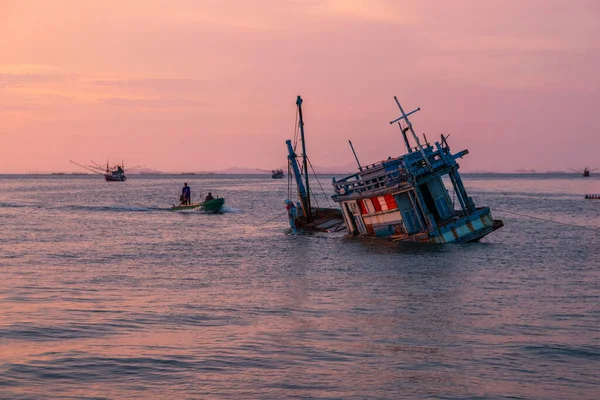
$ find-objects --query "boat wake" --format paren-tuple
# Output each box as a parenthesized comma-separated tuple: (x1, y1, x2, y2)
(1, 201, 236, 214)
(218, 206, 240, 213)
(64, 204, 155, 213)
(0, 202, 34, 209)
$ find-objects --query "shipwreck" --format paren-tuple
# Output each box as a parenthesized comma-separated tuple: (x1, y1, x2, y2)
(331, 97, 503, 243)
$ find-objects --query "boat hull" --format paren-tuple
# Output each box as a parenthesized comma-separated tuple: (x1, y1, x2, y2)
(201, 198, 225, 213)
(105, 174, 126, 181)
(170, 203, 202, 211)
(410, 208, 503, 244)
(170, 198, 225, 212)
(295, 207, 346, 233)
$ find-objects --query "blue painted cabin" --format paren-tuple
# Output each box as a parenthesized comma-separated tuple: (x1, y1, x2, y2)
(331, 100, 503, 243)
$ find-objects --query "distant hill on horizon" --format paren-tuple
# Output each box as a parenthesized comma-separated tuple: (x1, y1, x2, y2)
(214, 164, 357, 175)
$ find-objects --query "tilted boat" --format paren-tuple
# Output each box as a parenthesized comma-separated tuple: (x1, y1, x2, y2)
(286, 96, 345, 233)
(331, 96, 503, 243)
(170, 197, 225, 212)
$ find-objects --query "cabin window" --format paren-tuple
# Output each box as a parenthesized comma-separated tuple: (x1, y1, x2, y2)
(371, 197, 382, 212)
(383, 194, 397, 210)
(358, 200, 366, 214)
(362, 198, 375, 214)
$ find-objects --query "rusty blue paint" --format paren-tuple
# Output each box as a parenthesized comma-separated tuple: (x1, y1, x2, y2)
(332, 97, 503, 243)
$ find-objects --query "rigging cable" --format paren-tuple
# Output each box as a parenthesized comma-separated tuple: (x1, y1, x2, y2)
(306, 156, 333, 208)
(288, 108, 300, 202)
(495, 208, 600, 231)
(255, 211, 288, 227)
(293, 109, 299, 151)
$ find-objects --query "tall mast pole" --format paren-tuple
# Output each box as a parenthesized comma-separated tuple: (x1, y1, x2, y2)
(296, 95, 312, 221)
(348, 140, 362, 170)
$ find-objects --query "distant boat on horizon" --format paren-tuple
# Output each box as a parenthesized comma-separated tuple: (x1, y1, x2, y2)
(70, 160, 144, 182)
(569, 166, 597, 177)
(271, 169, 284, 179)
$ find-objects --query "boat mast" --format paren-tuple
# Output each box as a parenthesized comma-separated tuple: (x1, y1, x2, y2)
(296, 95, 312, 221)
(286, 140, 308, 215)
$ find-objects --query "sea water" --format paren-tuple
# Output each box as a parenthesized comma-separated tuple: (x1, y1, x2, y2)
(0, 174, 599, 399)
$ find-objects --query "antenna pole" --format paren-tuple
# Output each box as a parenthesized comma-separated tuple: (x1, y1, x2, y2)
(391, 96, 432, 170)
(348, 140, 362, 170)
(398, 122, 412, 153)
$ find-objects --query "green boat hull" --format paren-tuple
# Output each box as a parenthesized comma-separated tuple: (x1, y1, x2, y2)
(170, 197, 225, 212)
(170, 203, 202, 211)
(200, 198, 225, 212)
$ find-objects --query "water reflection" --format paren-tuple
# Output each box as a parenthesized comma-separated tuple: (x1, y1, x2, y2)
(1, 175, 599, 399)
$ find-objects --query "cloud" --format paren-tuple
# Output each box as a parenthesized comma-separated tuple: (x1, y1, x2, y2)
(100, 97, 209, 108)
(0, 73, 73, 89)
(92, 78, 211, 94)
(309, 0, 415, 23)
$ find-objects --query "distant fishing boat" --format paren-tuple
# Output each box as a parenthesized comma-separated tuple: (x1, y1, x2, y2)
(104, 164, 126, 181)
(171, 197, 225, 213)
(272, 169, 284, 179)
(570, 166, 596, 177)
(256, 168, 285, 179)
(285, 96, 345, 233)
(331, 96, 503, 243)
(70, 160, 142, 182)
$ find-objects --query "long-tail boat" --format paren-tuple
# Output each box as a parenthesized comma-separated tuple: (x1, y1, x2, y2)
(170, 197, 225, 212)
(286, 96, 345, 233)
(330, 96, 503, 243)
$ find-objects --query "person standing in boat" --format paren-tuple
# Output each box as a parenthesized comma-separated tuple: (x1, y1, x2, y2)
(284, 199, 297, 235)
(181, 182, 191, 205)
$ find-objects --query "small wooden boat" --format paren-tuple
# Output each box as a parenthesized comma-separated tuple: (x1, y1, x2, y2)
(201, 198, 225, 213)
(272, 169, 284, 179)
(171, 203, 202, 211)
(170, 197, 225, 212)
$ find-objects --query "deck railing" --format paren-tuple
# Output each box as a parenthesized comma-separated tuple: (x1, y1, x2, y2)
(332, 143, 458, 198)
(332, 164, 411, 196)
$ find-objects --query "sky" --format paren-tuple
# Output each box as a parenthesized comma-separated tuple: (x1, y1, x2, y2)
(1, 0, 599, 173)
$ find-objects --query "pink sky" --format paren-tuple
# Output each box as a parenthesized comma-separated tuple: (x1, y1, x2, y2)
(1, 0, 598, 173)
